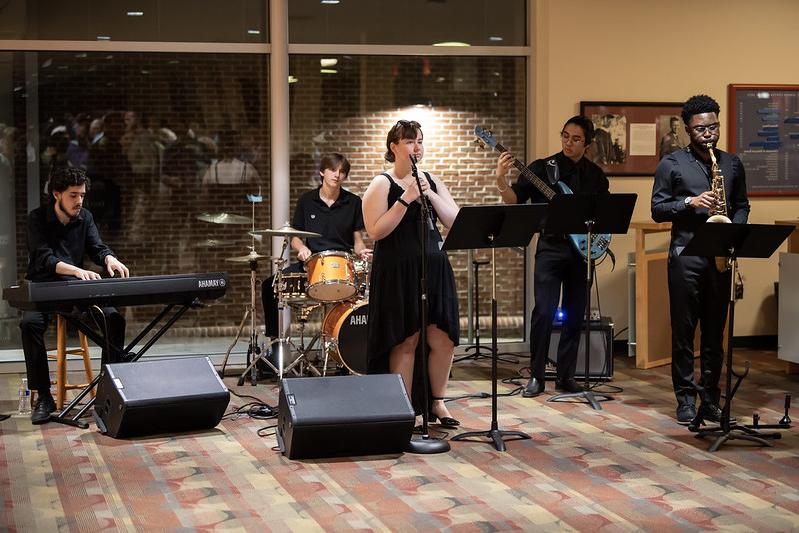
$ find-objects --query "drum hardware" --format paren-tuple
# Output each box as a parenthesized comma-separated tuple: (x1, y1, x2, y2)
(194, 239, 236, 248)
(217, 194, 272, 383)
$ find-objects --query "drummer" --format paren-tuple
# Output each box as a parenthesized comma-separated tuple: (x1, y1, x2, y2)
(262, 153, 371, 341)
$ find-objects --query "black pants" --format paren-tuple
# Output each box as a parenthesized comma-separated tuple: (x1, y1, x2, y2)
(668, 251, 730, 406)
(529, 237, 587, 382)
(20, 308, 126, 392)
(261, 262, 304, 339)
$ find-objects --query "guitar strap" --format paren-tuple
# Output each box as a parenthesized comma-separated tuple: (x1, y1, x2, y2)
(545, 158, 560, 185)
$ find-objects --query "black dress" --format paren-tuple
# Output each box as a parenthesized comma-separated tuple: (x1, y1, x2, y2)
(366, 173, 460, 375)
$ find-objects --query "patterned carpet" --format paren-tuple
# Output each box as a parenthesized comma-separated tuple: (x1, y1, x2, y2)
(1, 350, 798, 531)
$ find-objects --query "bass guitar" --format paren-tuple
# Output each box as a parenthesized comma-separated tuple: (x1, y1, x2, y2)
(474, 125, 611, 261)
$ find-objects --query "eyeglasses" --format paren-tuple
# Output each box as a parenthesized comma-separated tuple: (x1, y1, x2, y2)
(560, 131, 584, 144)
(691, 122, 720, 135)
(396, 120, 421, 128)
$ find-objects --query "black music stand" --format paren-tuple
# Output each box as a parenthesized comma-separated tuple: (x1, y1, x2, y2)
(445, 204, 544, 451)
(545, 193, 637, 410)
(681, 223, 794, 452)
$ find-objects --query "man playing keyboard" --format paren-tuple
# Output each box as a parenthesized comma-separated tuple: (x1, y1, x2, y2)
(21, 167, 129, 424)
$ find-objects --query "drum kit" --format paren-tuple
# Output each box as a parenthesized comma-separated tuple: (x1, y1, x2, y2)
(200, 203, 370, 383)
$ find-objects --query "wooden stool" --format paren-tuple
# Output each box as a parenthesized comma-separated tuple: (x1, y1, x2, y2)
(47, 315, 95, 409)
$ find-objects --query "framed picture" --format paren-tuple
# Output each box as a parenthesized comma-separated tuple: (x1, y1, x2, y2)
(728, 84, 799, 196)
(580, 101, 686, 176)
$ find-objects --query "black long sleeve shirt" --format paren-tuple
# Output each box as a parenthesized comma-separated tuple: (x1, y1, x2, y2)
(26, 205, 115, 282)
(652, 146, 750, 249)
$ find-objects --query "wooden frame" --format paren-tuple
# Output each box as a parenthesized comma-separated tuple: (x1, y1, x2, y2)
(728, 84, 799, 196)
(580, 101, 685, 176)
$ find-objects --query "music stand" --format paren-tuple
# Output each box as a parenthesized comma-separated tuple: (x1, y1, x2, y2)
(545, 193, 637, 410)
(445, 204, 544, 451)
(681, 222, 794, 452)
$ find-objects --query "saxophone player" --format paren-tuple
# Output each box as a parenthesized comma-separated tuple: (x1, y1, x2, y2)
(651, 94, 750, 425)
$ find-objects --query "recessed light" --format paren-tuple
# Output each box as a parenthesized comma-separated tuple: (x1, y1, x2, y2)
(96, 35, 111, 40)
(247, 29, 261, 35)
(489, 36, 503, 42)
(288, 75, 298, 84)
(127, 11, 144, 16)
(320, 58, 338, 67)
(320, 69, 337, 74)
(432, 41, 470, 47)
(321, 0, 340, 4)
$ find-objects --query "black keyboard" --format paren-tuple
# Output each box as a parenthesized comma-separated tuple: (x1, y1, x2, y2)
(3, 272, 228, 312)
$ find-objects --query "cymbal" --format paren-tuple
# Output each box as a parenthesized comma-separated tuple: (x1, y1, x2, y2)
(249, 223, 321, 238)
(225, 251, 273, 263)
(197, 212, 253, 225)
(194, 239, 236, 248)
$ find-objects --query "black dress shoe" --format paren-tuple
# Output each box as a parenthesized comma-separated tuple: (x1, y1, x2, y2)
(429, 397, 460, 428)
(31, 395, 56, 425)
(698, 402, 736, 424)
(676, 403, 697, 425)
(522, 377, 545, 398)
(555, 378, 584, 393)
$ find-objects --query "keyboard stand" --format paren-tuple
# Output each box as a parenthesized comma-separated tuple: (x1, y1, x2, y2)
(49, 300, 200, 429)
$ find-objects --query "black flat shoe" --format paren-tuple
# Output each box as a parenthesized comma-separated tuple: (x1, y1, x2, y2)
(555, 378, 585, 394)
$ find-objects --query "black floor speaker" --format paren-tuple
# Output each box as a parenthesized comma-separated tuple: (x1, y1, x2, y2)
(93, 356, 230, 438)
(546, 317, 614, 380)
(277, 374, 414, 460)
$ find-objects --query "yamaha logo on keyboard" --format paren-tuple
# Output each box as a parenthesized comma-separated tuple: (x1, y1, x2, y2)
(198, 278, 226, 288)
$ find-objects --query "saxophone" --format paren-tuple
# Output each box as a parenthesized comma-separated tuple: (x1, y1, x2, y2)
(705, 143, 731, 272)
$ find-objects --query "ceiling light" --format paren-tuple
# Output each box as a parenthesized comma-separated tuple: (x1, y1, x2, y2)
(489, 36, 503, 42)
(321, 0, 340, 4)
(320, 69, 338, 74)
(432, 41, 470, 47)
(127, 11, 144, 16)
(247, 29, 261, 35)
(96, 36, 111, 40)
(288, 75, 298, 84)
(320, 58, 338, 67)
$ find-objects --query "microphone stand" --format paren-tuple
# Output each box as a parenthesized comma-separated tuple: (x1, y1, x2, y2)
(405, 154, 450, 455)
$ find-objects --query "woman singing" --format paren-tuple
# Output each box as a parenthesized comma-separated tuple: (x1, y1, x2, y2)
(362, 120, 460, 427)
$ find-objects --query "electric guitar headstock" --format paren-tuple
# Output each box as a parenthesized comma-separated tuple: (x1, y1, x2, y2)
(474, 126, 499, 151)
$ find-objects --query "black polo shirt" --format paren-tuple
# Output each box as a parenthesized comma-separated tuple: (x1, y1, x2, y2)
(26, 205, 115, 282)
(292, 187, 365, 253)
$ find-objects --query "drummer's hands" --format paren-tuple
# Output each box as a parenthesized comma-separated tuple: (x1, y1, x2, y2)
(356, 247, 373, 261)
(297, 246, 312, 262)
(105, 256, 130, 278)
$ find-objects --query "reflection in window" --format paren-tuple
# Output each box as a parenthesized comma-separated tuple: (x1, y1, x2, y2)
(2, 51, 270, 335)
(288, 54, 526, 339)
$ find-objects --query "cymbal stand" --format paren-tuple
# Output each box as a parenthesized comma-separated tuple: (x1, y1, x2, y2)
(288, 302, 323, 376)
(237, 238, 300, 383)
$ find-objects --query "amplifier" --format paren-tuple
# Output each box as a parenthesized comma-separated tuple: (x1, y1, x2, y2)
(546, 317, 613, 380)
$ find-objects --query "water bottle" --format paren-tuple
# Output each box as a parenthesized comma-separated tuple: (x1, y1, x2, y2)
(18, 377, 31, 415)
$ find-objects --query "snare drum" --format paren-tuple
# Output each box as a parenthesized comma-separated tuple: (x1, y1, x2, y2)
(322, 300, 369, 374)
(278, 272, 308, 304)
(305, 251, 357, 302)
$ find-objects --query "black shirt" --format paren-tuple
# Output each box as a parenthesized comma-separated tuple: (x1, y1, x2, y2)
(26, 205, 115, 282)
(511, 151, 609, 236)
(292, 187, 365, 253)
(652, 146, 749, 249)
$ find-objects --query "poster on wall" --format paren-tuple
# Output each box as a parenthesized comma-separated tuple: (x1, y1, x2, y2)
(728, 84, 799, 196)
(580, 101, 686, 176)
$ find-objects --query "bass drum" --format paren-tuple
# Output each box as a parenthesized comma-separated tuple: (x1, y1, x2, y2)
(321, 300, 369, 375)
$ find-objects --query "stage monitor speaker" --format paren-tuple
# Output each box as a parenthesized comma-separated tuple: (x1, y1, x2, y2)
(546, 317, 613, 380)
(277, 374, 414, 460)
(93, 356, 230, 438)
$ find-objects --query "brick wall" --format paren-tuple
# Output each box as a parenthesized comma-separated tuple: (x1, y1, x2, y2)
(10, 51, 527, 337)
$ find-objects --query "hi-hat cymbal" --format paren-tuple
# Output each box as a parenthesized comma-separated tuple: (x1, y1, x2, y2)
(249, 223, 321, 239)
(197, 212, 253, 225)
(225, 251, 273, 263)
